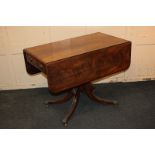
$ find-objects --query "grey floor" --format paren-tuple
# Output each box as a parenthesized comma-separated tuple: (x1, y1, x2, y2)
(0, 81, 155, 129)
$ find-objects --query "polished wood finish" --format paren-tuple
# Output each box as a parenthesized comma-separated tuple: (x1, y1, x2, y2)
(62, 88, 80, 126)
(47, 42, 131, 93)
(24, 32, 131, 93)
(23, 32, 132, 126)
(47, 91, 73, 105)
(82, 83, 118, 105)
(24, 32, 129, 64)
(46, 83, 117, 126)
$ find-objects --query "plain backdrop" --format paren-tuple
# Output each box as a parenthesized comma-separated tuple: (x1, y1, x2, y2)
(1, 26, 155, 90)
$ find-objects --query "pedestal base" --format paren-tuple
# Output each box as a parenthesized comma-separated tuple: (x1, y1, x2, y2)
(46, 83, 118, 126)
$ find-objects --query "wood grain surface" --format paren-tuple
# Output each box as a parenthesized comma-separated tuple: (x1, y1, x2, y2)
(24, 32, 129, 64)
(23, 32, 131, 93)
(47, 42, 131, 93)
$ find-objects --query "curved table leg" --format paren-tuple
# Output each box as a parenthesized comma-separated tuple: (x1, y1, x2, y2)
(46, 83, 117, 126)
(46, 91, 73, 106)
(62, 88, 80, 127)
(83, 83, 118, 105)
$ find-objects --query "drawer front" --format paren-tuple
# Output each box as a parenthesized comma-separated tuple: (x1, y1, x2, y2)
(47, 42, 131, 93)
(25, 53, 45, 73)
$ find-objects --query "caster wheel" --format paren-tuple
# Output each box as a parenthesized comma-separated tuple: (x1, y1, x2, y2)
(64, 123, 68, 127)
(62, 119, 68, 127)
(113, 100, 118, 105)
(44, 102, 49, 108)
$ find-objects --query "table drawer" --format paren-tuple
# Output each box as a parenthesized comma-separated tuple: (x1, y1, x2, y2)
(24, 52, 46, 73)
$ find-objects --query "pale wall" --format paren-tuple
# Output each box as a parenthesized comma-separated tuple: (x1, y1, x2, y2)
(0, 26, 155, 90)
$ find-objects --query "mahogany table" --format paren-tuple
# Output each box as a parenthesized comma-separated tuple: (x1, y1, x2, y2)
(23, 32, 131, 126)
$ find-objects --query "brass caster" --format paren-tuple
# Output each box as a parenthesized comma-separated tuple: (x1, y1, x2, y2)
(113, 100, 118, 105)
(64, 123, 68, 127)
(62, 119, 68, 127)
(44, 102, 49, 108)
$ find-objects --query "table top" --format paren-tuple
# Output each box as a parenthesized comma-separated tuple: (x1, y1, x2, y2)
(24, 32, 129, 64)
